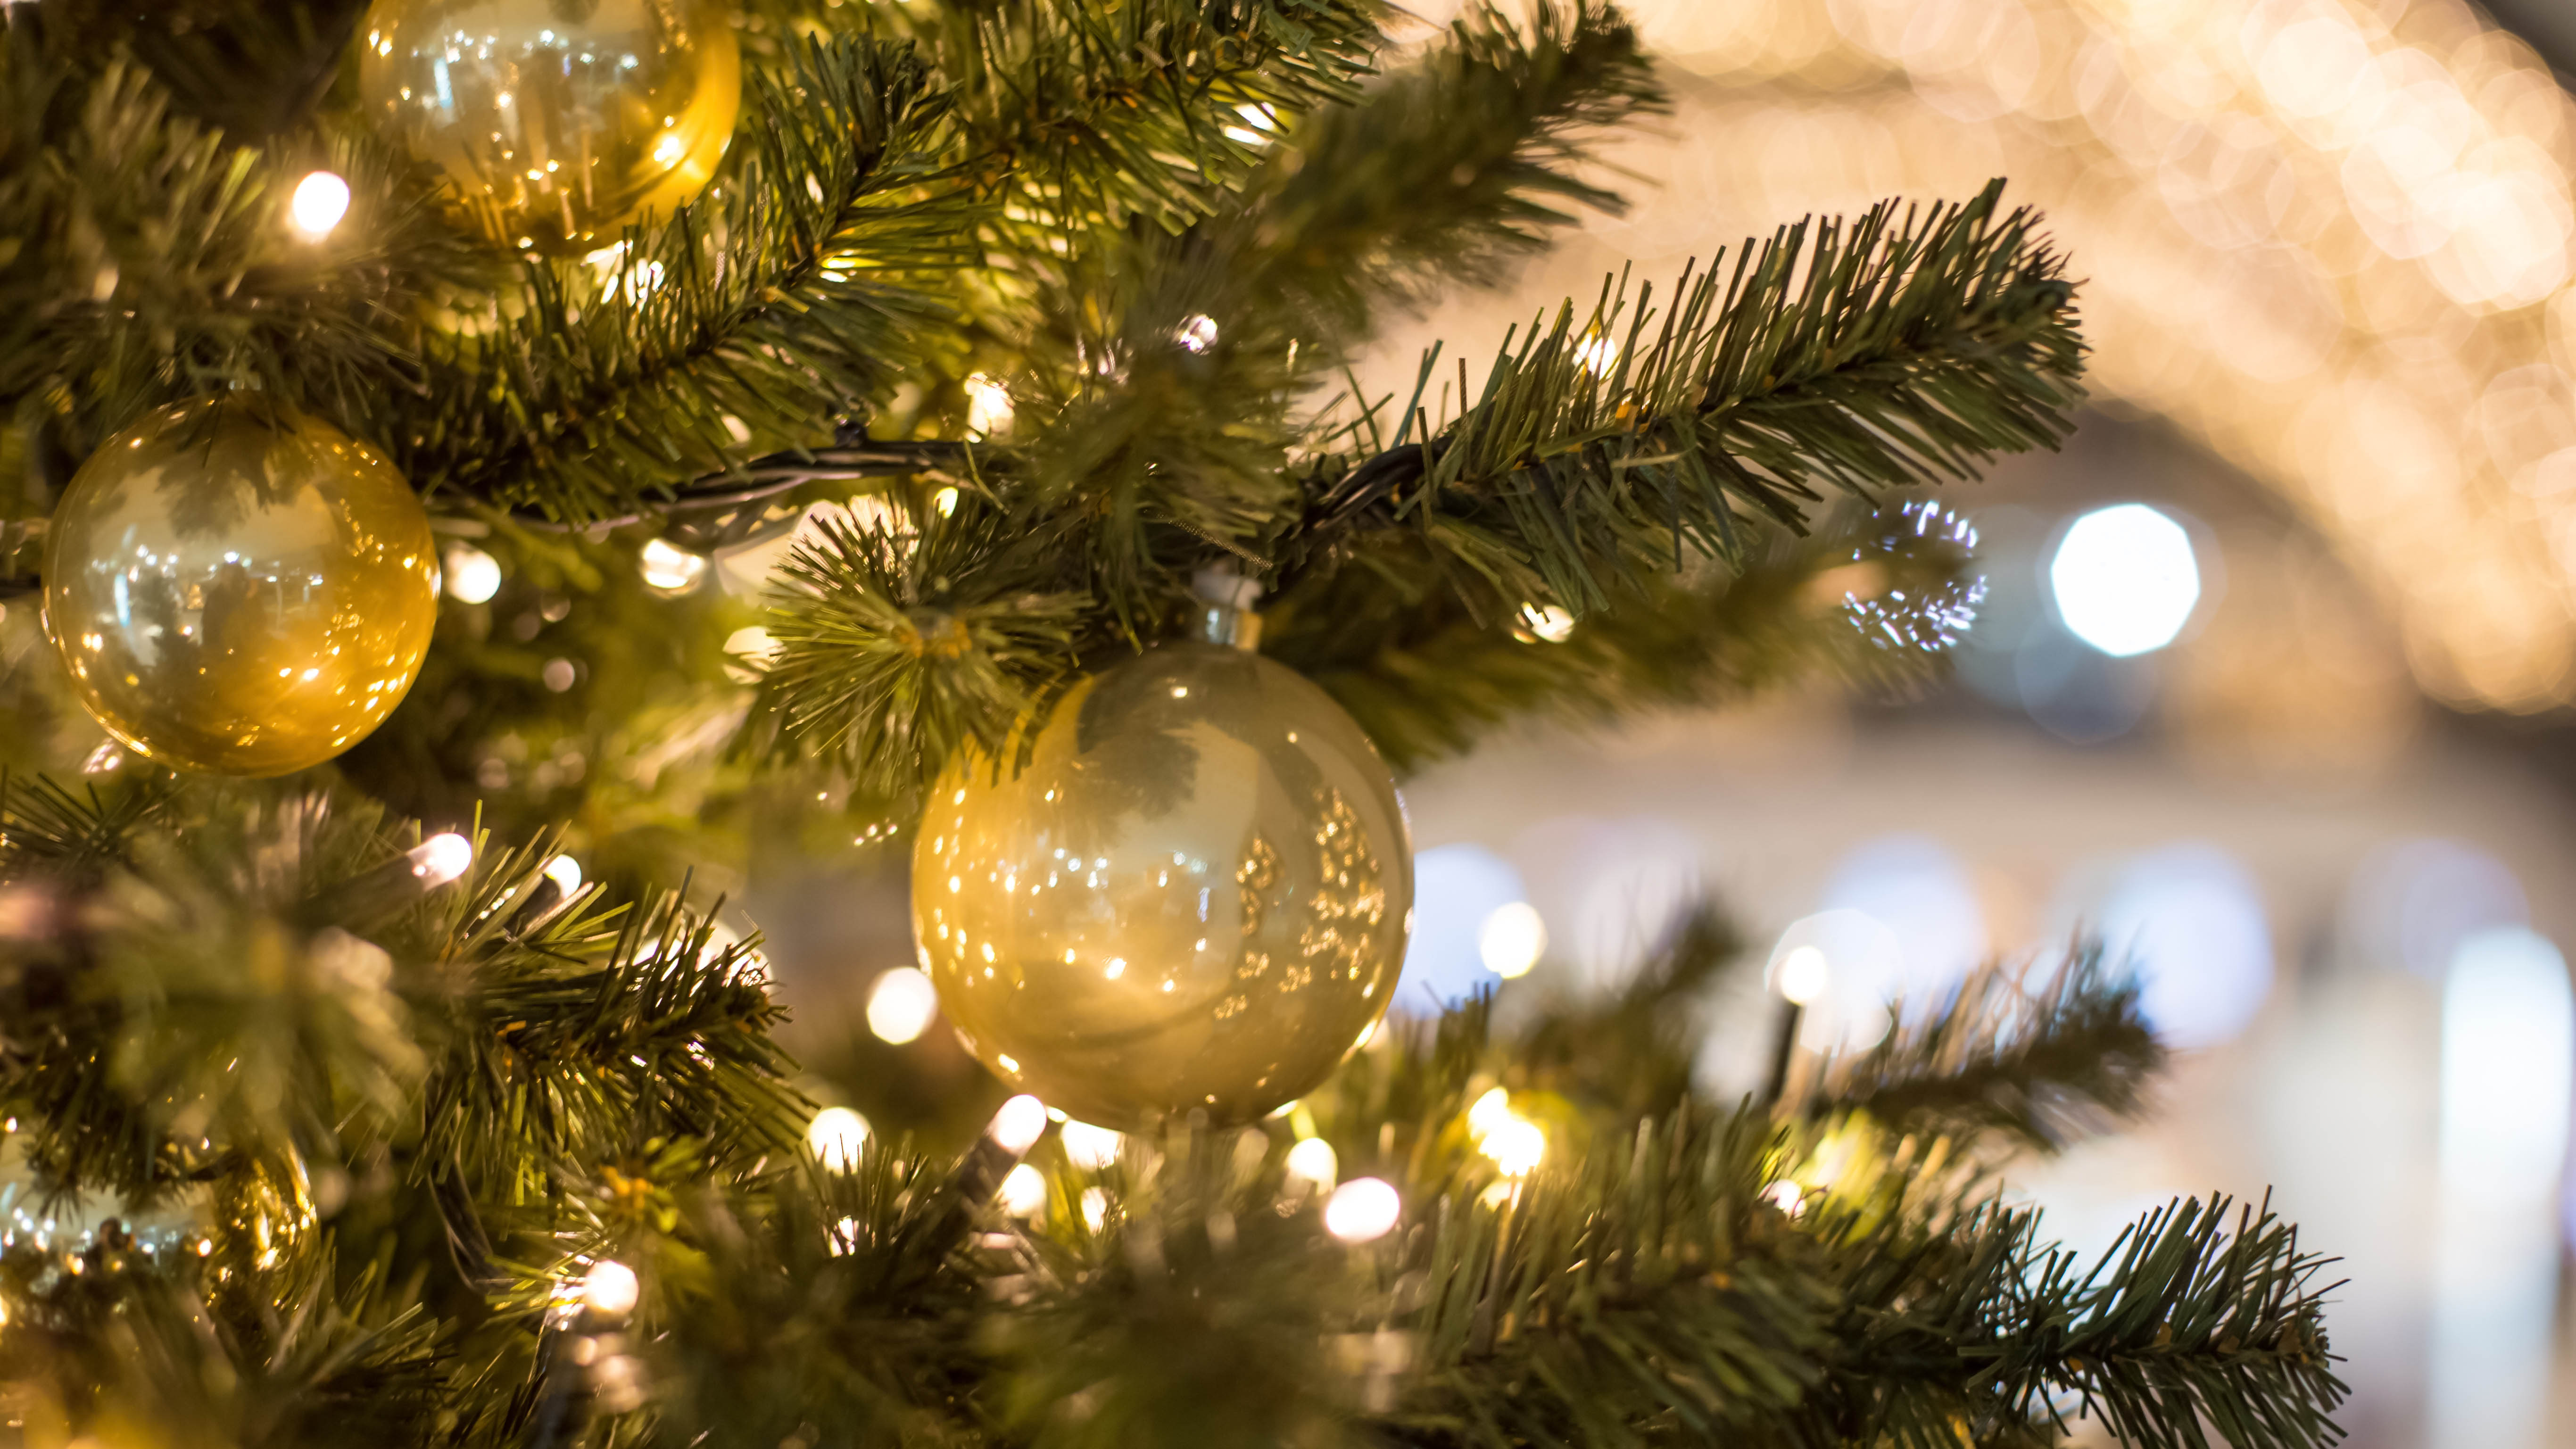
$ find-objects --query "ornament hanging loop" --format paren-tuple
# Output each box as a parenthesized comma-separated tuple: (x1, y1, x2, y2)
(1191, 566, 1264, 651)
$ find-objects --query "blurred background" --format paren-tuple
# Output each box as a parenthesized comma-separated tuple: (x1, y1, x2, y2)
(748, 1, 2576, 1445)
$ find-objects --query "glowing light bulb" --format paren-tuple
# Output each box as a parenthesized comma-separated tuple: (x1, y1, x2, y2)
(638, 538, 708, 595)
(999, 1163, 1048, 1216)
(1081, 1186, 1110, 1230)
(2047, 504, 2202, 658)
(412, 833, 473, 886)
(1516, 603, 1576, 643)
(989, 1093, 1048, 1153)
(1480, 1118, 1546, 1177)
(1284, 1136, 1338, 1191)
(806, 1106, 870, 1170)
(964, 374, 1013, 437)
(1175, 314, 1219, 353)
(1324, 1177, 1401, 1242)
(1467, 1087, 1514, 1138)
(1060, 1120, 1122, 1169)
(866, 967, 939, 1045)
(441, 543, 502, 604)
(582, 1259, 640, 1316)
(1478, 902, 1546, 978)
(542, 854, 582, 896)
(1774, 945, 1831, 1006)
(289, 171, 351, 239)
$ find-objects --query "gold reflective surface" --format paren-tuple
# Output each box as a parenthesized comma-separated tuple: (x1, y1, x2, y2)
(916, 644, 1415, 1130)
(43, 400, 440, 778)
(358, 0, 741, 255)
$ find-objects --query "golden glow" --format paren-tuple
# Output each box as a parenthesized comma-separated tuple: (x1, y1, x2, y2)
(289, 170, 351, 239)
(582, 1259, 640, 1316)
(41, 399, 439, 777)
(912, 644, 1413, 1130)
(1324, 1177, 1401, 1242)
(999, 1163, 1048, 1217)
(357, 0, 741, 255)
(807, 1106, 870, 1169)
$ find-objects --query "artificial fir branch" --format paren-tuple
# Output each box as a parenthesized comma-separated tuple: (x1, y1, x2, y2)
(1274, 181, 2083, 620)
(1810, 942, 2166, 1155)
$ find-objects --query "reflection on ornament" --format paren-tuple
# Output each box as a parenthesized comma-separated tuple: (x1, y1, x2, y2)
(914, 635, 1414, 1131)
(43, 399, 439, 777)
(358, 0, 741, 254)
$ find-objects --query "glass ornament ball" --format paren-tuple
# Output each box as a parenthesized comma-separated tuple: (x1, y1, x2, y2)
(357, 0, 742, 255)
(914, 642, 1415, 1131)
(42, 399, 440, 778)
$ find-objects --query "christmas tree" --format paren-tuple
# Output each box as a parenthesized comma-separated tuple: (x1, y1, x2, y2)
(0, 2, 2348, 1444)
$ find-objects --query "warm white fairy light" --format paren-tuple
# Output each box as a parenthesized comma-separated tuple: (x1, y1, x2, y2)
(1466, 1088, 1546, 1177)
(989, 1093, 1049, 1153)
(1059, 1120, 1123, 1170)
(582, 1259, 640, 1316)
(1515, 603, 1575, 643)
(998, 1163, 1048, 1217)
(542, 854, 583, 897)
(1773, 945, 1830, 1007)
(964, 374, 1014, 437)
(441, 543, 502, 604)
(865, 967, 940, 1045)
(806, 1106, 870, 1171)
(638, 538, 707, 595)
(1284, 1136, 1338, 1192)
(289, 171, 351, 240)
(1324, 1177, 1401, 1242)
(411, 833, 473, 887)
(1477, 902, 1546, 978)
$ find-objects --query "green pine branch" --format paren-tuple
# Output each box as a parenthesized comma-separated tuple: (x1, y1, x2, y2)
(1275, 181, 2083, 624)
(1808, 942, 2166, 1155)
(1236, 0, 1666, 338)
(381, 35, 974, 522)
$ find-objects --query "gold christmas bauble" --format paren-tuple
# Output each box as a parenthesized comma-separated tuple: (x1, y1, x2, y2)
(42, 400, 440, 778)
(357, 0, 742, 255)
(915, 640, 1415, 1130)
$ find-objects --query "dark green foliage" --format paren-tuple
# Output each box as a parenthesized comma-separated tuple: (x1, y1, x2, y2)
(0, 3, 2343, 1446)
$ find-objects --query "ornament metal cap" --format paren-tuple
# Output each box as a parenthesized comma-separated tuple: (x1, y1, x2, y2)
(1190, 566, 1264, 650)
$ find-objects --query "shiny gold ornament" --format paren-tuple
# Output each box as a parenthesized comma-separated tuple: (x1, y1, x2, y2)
(916, 626, 1415, 1131)
(357, 0, 741, 255)
(43, 400, 440, 778)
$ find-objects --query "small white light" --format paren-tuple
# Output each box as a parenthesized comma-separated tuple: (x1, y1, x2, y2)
(542, 854, 582, 896)
(289, 170, 351, 240)
(1324, 1177, 1401, 1242)
(1175, 314, 1219, 353)
(721, 625, 777, 683)
(999, 1163, 1048, 1217)
(989, 1093, 1049, 1153)
(1477, 902, 1546, 978)
(412, 833, 473, 886)
(1284, 1136, 1338, 1191)
(1081, 1186, 1110, 1230)
(1516, 603, 1576, 643)
(638, 538, 708, 595)
(806, 1106, 870, 1170)
(2048, 503, 2203, 658)
(582, 1259, 640, 1316)
(1763, 1181, 1805, 1215)
(866, 967, 939, 1045)
(1060, 1120, 1122, 1170)
(442, 544, 502, 604)
(1480, 1118, 1546, 1177)
(932, 486, 960, 518)
(1774, 945, 1831, 1006)
(964, 374, 1013, 437)
(1467, 1088, 1514, 1139)
(1572, 332, 1620, 376)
